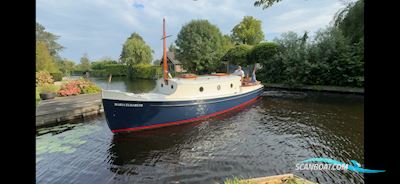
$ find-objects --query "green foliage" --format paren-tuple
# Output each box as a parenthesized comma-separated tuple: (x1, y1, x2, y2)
(50, 72, 63, 81)
(36, 22, 64, 57)
(256, 26, 364, 87)
(36, 87, 40, 105)
(231, 16, 265, 45)
(76, 53, 91, 72)
(90, 59, 128, 77)
(254, 0, 283, 9)
(175, 19, 227, 74)
(91, 59, 118, 70)
(36, 41, 59, 73)
(56, 59, 75, 76)
(38, 84, 60, 93)
(81, 85, 101, 94)
(128, 64, 160, 79)
(120, 32, 153, 66)
(222, 44, 253, 66)
(334, 0, 364, 44)
(248, 42, 279, 63)
(36, 71, 54, 86)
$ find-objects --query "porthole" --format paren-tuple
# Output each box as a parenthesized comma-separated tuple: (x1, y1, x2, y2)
(230, 83, 233, 88)
(161, 84, 164, 87)
(199, 87, 204, 92)
(217, 85, 221, 90)
(171, 85, 174, 89)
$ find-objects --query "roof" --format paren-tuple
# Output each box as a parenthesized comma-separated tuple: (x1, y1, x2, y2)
(159, 51, 182, 65)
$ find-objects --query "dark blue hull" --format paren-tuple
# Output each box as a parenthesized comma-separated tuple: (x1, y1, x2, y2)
(103, 87, 263, 133)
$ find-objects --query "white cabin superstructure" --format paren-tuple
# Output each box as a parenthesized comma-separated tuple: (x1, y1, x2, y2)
(102, 75, 263, 102)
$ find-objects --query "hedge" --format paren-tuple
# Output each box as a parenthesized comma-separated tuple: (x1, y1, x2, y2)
(128, 64, 161, 79)
(50, 72, 63, 81)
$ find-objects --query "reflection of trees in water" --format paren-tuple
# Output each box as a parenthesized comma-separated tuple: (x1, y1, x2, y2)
(89, 77, 156, 93)
(106, 123, 200, 175)
(124, 79, 156, 93)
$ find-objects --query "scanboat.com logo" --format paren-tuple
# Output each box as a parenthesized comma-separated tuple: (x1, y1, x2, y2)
(296, 158, 385, 173)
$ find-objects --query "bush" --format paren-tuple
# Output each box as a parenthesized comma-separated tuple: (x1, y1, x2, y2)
(221, 44, 253, 66)
(38, 84, 60, 93)
(90, 70, 108, 77)
(90, 64, 128, 77)
(81, 85, 101, 94)
(36, 71, 54, 86)
(36, 87, 40, 106)
(58, 79, 101, 96)
(248, 42, 279, 63)
(50, 72, 63, 81)
(58, 80, 81, 96)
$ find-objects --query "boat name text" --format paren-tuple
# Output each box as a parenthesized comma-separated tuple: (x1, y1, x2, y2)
(114, 103, 143, 107)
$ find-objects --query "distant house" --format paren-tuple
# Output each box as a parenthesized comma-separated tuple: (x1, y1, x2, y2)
(158, 51, 184, 73)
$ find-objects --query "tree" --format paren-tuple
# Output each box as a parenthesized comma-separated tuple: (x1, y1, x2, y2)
(77, 53, 91, 72)
(175, 20, 227, 74)
(222, 44, 253, 66)
(56, 59, 76, 75)
(231, 16, 265, 45)
(248, 42, 279, 63)
(36, 41, 59, 73)
(254, 0, 283, 9)
(120, 33, 153, 66)
(36, 22, 64, 57)
(334, 0, 364, 44)
(168, 44, 177, 54)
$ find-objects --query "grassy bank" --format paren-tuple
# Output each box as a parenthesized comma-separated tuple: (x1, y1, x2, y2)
(263, 83, 364, 94)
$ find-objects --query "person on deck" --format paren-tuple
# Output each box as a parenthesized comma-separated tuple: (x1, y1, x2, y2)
(232, 66, 245, 78)
(250, 65, 259, 84)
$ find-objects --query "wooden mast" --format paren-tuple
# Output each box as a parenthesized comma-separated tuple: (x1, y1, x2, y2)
(163, 18, 168, 84)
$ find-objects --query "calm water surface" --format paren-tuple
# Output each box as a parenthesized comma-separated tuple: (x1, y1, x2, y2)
(36, 77, 364, 183)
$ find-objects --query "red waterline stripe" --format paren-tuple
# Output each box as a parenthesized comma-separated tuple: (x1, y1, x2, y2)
(112, 96, 261, 133)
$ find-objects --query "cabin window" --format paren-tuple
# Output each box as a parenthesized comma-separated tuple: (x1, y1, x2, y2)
(217, 85, 221, 90)
(199, 87, 204, 92)
(230, 83, 233, 88)
(161, 84, 164, 87)
(171, 85, 174, 89)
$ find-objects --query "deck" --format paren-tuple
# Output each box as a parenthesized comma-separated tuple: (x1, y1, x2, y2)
(36, 93, 103, 127)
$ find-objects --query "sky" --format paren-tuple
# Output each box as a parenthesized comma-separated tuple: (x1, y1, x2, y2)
(36, 0, 351, 63)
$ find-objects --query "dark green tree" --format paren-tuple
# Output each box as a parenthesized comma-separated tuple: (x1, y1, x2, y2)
(175, 20, 227, 74)
(231, 16, 265, 45)
(120, 33, 153, 66)
(77, 53, 91, 72)
(254, 0, 283, 9)
(36, 22, 64, 57)
(222, 44, 253, 66)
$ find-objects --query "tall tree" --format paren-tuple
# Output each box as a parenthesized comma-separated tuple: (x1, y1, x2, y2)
(36, 41, 59, 73)
(56, 59, 76, 75)
(36, 23, 64, 57)
(120, 32, 153, 66)
(334, 0, 364, 44)
(231, 16, 265, 45)
(175, 20, 227, 74)
(78, 53, 91, 72)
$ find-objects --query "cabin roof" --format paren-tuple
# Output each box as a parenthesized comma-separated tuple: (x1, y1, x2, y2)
(159, 51, 181, 65)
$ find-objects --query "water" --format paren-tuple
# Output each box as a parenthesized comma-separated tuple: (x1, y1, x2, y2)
(36, 77, 364, 183)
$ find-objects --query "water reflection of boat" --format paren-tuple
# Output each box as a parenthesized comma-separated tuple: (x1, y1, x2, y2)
(108, 123, 198, 167)
(102, 18, 263, 133)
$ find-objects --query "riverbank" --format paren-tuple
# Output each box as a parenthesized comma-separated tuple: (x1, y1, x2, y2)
(263, 83, 364, 94)
(36, 93, 103, 127)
